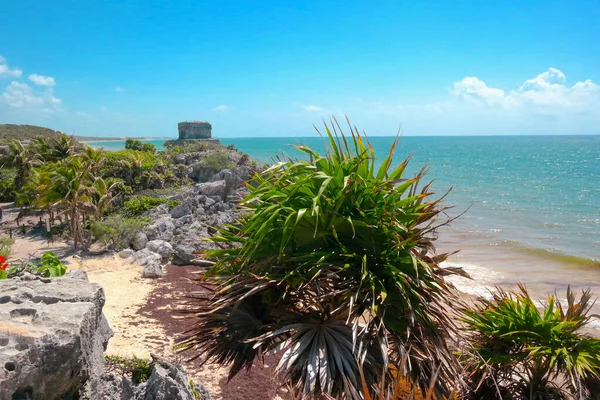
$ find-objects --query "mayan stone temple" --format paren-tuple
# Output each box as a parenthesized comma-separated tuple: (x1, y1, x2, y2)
(176, 121, 220, 143)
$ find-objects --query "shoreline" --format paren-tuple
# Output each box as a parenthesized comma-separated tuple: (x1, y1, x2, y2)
(80, 137, 174, 143)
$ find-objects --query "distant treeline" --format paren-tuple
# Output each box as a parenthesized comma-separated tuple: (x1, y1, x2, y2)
(0, 124, 142, 143)
(0, 124, 64, 142)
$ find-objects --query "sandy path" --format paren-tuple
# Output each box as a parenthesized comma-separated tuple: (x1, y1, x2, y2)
(65, 254, 163, 358)
(64, 255, 254, 399)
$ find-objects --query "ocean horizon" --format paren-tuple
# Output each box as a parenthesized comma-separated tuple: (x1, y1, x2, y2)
(88, 135, 600, 320)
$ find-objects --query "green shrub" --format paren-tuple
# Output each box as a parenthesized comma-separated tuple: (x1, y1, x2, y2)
(179, 120, 463, 398)
(36, 251, 67, 277)
(141, 142, 156, 153)
(125, 138, 155, 153)
(0, 167, 17, 201)
(201, 151, 234, 171)
(0, 237, 15, 258)
(461, 285, 600, 399)
(123, 196, 179, 216)
(89, 214, 150, 250)
(105, 355, 152, 384)
(3, 251, 67, 279)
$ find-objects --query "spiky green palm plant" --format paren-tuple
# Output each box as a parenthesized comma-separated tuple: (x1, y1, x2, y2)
(179, 118, 465, 399)
(461, 285, 600, 400)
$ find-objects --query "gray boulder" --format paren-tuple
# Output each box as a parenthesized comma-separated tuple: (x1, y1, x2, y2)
(0, 275, 112, 400)
(143, 218, 175, 241)
(135, 248, 161, 266)
(132, 232, 148, 251)
(135, 361, 209, 400)
(173, 215, 194, 228)
(170, 198, 197, 219)
(118, 249, 135, 259)
(141, 263, 163, 279)
(209, 169, 242, 190)
(204, 197, 216, 208)
(146, 203, 170, 217)
(135, 249, 163, 278)
(194, 180, 227, 200)
(172, 244, 197, 265)
(145, 240, 174, 262)
(83, 373, 135, 400)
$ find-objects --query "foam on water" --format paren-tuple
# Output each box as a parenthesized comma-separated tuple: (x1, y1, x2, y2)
(442, 261, 502, 300)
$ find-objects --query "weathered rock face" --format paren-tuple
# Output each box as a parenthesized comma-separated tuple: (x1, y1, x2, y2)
(195, 180, 228, 200)
(0, 272, 112, 400)
(94, 360, 210, 400)
(135, 361, 209, 400)
(146, 240, 174, 262)
(178, 121, 212, 140)
(132, 232, 149, 251)
(134, 248, 164, 278)
(143, 218, 176, 242)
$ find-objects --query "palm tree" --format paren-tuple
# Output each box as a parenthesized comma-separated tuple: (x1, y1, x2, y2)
(80, 145, 105, 172)
(179, 119, 465, 399)
(42, 158, 95, 248)
(90, 177, 120, 220)
(47, 133, 76, 161)
(0, 140, 41, 191)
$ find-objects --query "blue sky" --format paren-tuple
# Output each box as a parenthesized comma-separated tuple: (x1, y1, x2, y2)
(1, 0, 599, 137)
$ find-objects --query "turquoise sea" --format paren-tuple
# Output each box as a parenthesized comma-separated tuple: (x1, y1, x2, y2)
(88, 136, 600, 319)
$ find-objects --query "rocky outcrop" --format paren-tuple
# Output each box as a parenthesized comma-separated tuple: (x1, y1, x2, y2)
(146, 240, 174, 262)
(0, 272, 112, 400)
(132, 232, 148, 251)
(143, 218, 176, 242)
(135, 360, 210, 400)
(128, 148, 255, 271)
(135, 248, 163, 278)
(93, 359, 210, 400)
(0, 272, 209, 400)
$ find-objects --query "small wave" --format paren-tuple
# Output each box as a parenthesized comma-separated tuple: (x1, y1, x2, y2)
(441, 261, 501, 300)
(503, 243, 600, 268)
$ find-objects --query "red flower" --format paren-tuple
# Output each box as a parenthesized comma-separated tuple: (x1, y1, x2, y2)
(0, 255, 8, 271)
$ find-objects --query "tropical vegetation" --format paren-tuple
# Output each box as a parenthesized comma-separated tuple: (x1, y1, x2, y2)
(0, 237, 14, 259)
(179, 120, 465, 399)
(0, 133, 193, 248)
(461, 285, 600, 400)
(1, 250, 67, 279)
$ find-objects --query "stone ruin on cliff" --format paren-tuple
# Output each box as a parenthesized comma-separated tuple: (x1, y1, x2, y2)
(177, 121, 219, 143)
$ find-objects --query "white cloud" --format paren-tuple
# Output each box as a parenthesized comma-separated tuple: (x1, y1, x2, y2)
(212, 105, 228, 111)
(303, 104, 326, 112)
(451, 68, 599, 113)
(1, 81, 62, 113)
(115, 87, 125, 92)
(29, 73, 56, 87)
(0, 56, 23, 78)
(452, 77, 505, 106)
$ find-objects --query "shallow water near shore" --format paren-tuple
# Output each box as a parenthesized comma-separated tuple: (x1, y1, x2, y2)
(92, 135, 600, 329)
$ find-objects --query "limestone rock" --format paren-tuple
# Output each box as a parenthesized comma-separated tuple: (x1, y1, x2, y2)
(132, 232, 148, 251)
(0, 275, 112, 400)
(146, 203, 170, 217)
(143, 218, 175, 241)
(118, 249, 135, 259)
(170, 198, 198, 219)
(172, 244, 197, 265)
(135, 249, 163, 278)
(135, 361, 210, 400)
(141, 263, 163, 279)
(194, 180, 227, 200)
(173, 215, 194, 228)
(145, 240, 174, 262)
